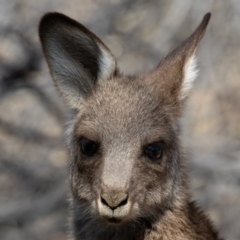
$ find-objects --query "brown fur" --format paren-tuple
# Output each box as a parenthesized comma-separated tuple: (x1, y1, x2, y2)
(39, 12, 223, 240)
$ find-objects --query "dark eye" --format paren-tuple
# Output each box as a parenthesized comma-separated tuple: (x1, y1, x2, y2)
(79, 138, 99, 157)
(144, 142, 164, 160)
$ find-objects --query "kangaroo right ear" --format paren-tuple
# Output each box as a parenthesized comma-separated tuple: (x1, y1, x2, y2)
(39, 12, 117, 108)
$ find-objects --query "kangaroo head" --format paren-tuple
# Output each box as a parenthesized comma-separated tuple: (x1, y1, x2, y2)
(39, 13, 210, 227)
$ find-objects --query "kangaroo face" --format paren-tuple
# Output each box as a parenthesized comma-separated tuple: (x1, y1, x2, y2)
(39, 12, 210, 226)
(69, 76, 181, 224)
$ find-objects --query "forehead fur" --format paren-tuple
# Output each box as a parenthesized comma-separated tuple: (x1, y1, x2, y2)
(74, 75, 176, 143)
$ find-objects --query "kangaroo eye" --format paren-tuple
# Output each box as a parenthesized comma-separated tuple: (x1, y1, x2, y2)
(79, 138, 99, 157)
(144, 142, 164, 160)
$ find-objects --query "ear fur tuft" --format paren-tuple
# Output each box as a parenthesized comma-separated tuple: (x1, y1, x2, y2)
(181, 55, 198, 99)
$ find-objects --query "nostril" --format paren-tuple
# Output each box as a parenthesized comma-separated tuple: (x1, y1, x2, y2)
(101, 192, 128, 210)
(101, 196, 109, 207)
(118, 195, 128, 207)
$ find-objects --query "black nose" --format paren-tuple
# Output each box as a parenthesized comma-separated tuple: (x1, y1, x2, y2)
(101, 192, 128, 210)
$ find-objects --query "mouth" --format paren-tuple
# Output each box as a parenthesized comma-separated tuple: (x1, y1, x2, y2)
(105, 217, 124, 225)
(99, 208, 130, 225)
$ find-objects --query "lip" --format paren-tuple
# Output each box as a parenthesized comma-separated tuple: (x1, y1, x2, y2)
(105, 217, 124, 225)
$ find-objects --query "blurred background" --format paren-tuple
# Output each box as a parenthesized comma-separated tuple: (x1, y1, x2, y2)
(0, 0, 240, 239)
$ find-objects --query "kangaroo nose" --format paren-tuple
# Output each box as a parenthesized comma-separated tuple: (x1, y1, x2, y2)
(101, 192, 128, 210)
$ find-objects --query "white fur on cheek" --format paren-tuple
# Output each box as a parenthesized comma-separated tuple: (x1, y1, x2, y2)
(180, 55, 198, 99)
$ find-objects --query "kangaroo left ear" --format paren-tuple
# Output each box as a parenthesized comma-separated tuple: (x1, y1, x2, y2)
(39, 12, 117, 108)
(152, 13, 211, 102)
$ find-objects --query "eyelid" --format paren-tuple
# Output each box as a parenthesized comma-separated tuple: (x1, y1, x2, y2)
(76, 135, 99, 143)
(143, 140, 166, 149)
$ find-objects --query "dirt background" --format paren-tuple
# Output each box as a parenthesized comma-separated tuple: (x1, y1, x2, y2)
(0, 0, 240, 239)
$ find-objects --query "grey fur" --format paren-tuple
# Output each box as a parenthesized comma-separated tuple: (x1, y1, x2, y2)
(39, 12, 223, 240)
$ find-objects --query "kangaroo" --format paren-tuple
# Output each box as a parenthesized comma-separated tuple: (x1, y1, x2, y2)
(39, 12, 223, 240)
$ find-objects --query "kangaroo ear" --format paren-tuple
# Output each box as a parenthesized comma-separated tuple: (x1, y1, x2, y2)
(39, 12, 117, 108)
(153, 13, 211, 102)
